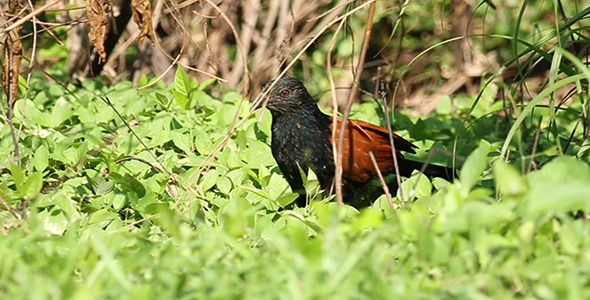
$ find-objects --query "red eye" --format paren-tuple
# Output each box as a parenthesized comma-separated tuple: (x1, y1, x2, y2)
(279, 89, 290, 97)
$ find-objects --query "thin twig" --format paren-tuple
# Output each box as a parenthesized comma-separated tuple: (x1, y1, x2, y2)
(15, 0, 40, 170)
(5, 26, 20, 166)
(0, 195, 21, 220)
(563, 111, 583, 153)
(156, 0, 225, 81)
(202, 0, 251, 91)
(527, 116, 543, 173)
(137, 50, 183, 90)
(368, 151, 398, 210)
(115, 156, 162, 173)
(0, 0, 62, 35)
(327, 18, 347, 196)
(99, 97, 177, 180)
(335, 1, 376, 205)
(380, 77, 407, 205)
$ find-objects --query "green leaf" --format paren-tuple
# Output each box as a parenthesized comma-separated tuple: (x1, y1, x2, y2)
(173, 67, 191, 109)
(522, 156, 590, 216)
(397, 171, 432, 201)
(459, 140, 491, 190)
(244, 140, 275, 168)
(28, 173, 45, 200)
(216, 176, 233, 195)
(171, 131, 193, 155)
(441, 201, 514, 233)
(277, 193, 299, 207)
(92, 176, 115, 196)
(12, 170, 43, 199)
(194, 128, 214, 156)
(0, 182, 14, 205)
(8, 164, 24, 189)
(528, 156, 590, 184)
(493, 160, 527, 197)
(197, 78, 216, 90)
(349, 208, 383, 233)
(53, 194, 77, 218)
(267, 173, 291, 199)
(49, 97, 73, 127)
(32, 144, 49, 172)
(525, 181, 590, 215)
(155, 92, 171, 107)
(109, 173, 146, 198)
(112, 192, 128, 210)
(88, 209, 118, 225)
(200, 169, 219, 191)
(221, 196, 252, 237)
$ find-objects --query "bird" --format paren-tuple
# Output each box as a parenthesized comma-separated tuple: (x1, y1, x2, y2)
(254, 76, 456, 207)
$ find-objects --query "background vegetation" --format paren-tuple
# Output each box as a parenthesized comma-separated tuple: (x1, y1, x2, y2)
(1, 0, 590, 298)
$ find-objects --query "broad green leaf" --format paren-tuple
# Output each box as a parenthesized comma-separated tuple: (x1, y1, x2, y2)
(88, 209, 118, 225)
(109, 173, 146, 198)
(397, 171, 432, 201)
(221, 196, 252, 237)
(527, 156, 590, 184)
(493, 160, 527, 197)
(173, 67, 191, 109)
(193, 90, 217, 110)
(112, 192, 128, 210)
(197, 78, 216, 90)
(216, 176, 233, 195)
(49, 97, 73, 128)
(155, 91, 171, 107)
(244, 140, 275, 168)
(267, 173, 291, 199)
(459, 140, 491, 190)
(525, 181, 590, 215)
(8, 164, 24, 189)
(349, 207, 383, 233)
(32, 144, 49, 172)
(200, 168, 219, 191)
(276, 193, 299, 207)
(441, 201, 514, 233)
(92, 176, 115, 196)
(38, 209, 68, 235)
(53, 194, 77, 218)
(171, 131, 193, 155)
(19, 171, 43, 199)
(194, 128, 214, 155)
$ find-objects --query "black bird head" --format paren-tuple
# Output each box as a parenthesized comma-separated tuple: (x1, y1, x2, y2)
(254, 77, 317, 116)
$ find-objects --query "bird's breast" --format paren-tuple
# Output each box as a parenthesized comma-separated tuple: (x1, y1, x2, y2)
(271, 116, 334, 186)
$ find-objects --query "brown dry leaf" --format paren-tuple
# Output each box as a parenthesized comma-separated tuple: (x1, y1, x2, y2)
(2, 24, 23, 107)
(86, 0, 108, 62)
(131, 0, 154, 44)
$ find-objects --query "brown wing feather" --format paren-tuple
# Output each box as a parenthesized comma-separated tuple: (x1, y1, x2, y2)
(328, 116, 417, 182)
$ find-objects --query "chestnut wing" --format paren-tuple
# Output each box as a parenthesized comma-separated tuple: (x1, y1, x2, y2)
(328, 116, 417, 182)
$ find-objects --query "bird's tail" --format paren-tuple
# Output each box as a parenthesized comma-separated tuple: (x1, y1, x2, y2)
(398, 159, 457, 181)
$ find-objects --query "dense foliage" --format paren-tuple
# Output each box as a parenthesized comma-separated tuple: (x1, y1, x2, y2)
(1, 64, 590, 298)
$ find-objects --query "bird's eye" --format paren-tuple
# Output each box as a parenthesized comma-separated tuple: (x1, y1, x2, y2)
(279, 89, 290, 97)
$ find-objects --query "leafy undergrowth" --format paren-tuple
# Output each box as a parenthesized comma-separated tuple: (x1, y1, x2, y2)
(1, 69, 590, 299)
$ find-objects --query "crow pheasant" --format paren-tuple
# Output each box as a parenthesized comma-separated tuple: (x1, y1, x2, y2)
(255, 76, 456, 207)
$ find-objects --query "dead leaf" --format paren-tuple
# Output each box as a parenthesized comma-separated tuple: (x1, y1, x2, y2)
(86, 0, 108, 62)
(131, 0, 154, 44)
(2, 2, 24, 106)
